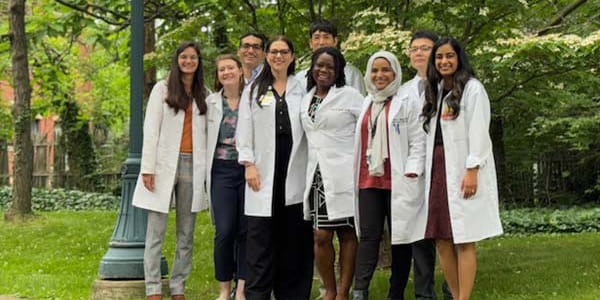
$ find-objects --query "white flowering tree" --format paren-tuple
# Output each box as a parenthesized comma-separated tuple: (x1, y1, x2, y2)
(341, 3, 600, 204)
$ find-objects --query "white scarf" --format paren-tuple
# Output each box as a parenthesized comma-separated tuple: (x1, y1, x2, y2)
(363, 51, 402, 176)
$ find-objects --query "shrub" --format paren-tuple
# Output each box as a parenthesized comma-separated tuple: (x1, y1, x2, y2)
(0, 186, 119, 211)
(501, 207, 600, 234)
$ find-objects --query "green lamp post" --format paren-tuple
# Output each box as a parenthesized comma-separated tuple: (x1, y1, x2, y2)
(97, 0, 167, 279)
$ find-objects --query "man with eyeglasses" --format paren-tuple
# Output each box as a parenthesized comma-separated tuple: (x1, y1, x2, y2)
(402, 30, 453, 300)
(237, 32, 267, 84)
(296, 19, 366, 95)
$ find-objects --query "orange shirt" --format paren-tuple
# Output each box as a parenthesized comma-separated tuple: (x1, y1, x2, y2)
(179, 103, 193, 153)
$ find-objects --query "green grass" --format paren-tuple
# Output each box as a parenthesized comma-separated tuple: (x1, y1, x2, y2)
(1, 211, 599, 300)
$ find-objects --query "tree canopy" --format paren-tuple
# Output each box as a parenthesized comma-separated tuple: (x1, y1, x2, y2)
(1, 0, 598, 205)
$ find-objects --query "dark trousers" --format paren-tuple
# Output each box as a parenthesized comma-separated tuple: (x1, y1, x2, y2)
(355, 188, 412, 300)
(245, 132, 314, 300)
(412, 239, 436, 298)
(245, 204, 314, 300)
(211, 159, 247, 281)
(412, 239, 453, 299)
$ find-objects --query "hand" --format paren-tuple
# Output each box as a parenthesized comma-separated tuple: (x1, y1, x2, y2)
(142, 174, 155, 192)
(461, 168, 478, 199)
(245, 164, 261, 192)
(404, 173, 418, 178)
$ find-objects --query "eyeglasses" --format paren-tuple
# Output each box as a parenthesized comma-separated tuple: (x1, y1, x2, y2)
(268, 49, 291, 56)
(179, 55, 199, 60)
(408, 45, 433, 53)
(240, 43, 263, 51)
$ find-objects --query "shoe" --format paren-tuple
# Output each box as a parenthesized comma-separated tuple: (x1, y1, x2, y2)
(352, 290, 368, 300)
(147, 295, 162, 300)
(171, 295, 185, 300)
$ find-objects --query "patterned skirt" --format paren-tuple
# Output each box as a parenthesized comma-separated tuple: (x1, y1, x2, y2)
(425, 144, 453, 240)
(308, 165, 354, 230)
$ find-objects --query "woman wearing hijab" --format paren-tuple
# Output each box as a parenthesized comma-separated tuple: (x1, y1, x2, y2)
(352, 51, 414, 300)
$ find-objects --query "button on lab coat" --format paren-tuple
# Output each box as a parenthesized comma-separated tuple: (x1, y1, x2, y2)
(300, 85, 363, 221)
(236, 75, 308, 217)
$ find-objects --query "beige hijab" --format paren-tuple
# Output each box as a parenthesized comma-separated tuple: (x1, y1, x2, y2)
(363, 51, 402, 176)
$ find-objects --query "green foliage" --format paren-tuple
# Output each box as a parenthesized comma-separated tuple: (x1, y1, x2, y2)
(1, 0, 598, 203)
(0, 98, 13, 141)
(501, 207, 600, 235)
(0, 186, 119, 211)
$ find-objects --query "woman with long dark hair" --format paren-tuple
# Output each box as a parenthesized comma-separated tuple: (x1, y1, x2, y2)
(132, 41, 208, 300)
(206, 54, 247, 300)
(236, 35, 313, 300)
(422, 37, 502, 300)
(300, 47, 363, 300)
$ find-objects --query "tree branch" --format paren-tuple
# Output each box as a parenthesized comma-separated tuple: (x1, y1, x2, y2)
(54, 0, 127, 26)
(243, 0, 259, 31)
(494, 67, 577, 103)
(537, 0, 588, 36)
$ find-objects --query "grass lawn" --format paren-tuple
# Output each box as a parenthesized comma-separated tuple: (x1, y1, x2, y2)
(1, 211, 599, 300)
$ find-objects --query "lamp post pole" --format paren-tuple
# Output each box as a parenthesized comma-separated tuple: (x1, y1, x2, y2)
(97, 0, 167, 280)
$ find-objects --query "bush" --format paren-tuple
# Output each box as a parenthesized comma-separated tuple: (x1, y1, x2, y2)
(0, 186, 119, 211)
(501, 207, 600, 234)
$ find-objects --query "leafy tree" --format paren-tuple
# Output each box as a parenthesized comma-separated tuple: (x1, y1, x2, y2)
(5, 0, 33, 221)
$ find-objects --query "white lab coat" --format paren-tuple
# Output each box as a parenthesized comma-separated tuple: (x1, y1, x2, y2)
(424, 78, 503, 243)
(205, 91, 235, 215)
(353, 90, 427, 244)
(132, 80, 208, 213)
(297, 64, 366, 95)
(236, 75, 308, 217)
(300, 85, 363, 221)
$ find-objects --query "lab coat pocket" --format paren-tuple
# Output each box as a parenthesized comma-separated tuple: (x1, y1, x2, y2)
(399, 175, 424, 208)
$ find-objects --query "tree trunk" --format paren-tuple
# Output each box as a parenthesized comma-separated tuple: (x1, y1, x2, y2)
(143, 19, 156, 100)
(490, 116, 508, 203)
(6, 0, 34, 221)
(277, 0, 286, 35)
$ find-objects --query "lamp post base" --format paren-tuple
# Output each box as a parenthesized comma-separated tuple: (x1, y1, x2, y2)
(90, 279, 169, 300)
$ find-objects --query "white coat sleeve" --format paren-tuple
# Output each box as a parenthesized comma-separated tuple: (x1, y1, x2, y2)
(404, 96, 426, 175)
(349, 88, 365, 119)
(465, 80, 493, 169)
(236, 87, 255, 164)
(347, 65, 366, 96)
(140, 81, 166, 174)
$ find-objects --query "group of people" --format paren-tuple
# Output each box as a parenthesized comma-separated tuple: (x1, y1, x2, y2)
(131, 19, 503, 300)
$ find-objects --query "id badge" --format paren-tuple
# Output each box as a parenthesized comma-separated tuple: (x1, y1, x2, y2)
(260, 91, 275, 106)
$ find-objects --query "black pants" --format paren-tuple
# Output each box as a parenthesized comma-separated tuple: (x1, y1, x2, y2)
(245, 205, 314, 300)
(355, 188, 412, 300)
(245, 133, 314, 300)
(211, 159, 247, 281)
(412, 239, 453, 299)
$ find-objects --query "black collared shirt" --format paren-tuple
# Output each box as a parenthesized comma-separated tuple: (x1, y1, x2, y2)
(274, 90, 292, 135)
